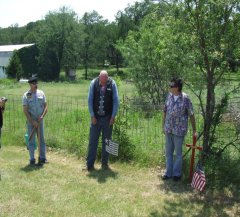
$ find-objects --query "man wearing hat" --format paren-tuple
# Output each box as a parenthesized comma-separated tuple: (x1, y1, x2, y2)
(22, 76, 48, 165)
(0, 97, 7, 149)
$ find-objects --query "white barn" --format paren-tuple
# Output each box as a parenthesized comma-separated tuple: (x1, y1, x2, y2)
(0, 44, 34, 78)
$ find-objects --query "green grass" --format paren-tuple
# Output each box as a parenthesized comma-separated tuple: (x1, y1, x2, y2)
(0, 145, 239, 217)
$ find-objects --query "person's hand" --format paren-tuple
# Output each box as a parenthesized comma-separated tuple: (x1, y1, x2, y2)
(32, 120, 38, 128)
(38, 116, 43, 123)
(91, 117, 97, 125)
(109, 117, 115, 125)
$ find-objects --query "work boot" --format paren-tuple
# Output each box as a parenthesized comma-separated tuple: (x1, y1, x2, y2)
(82, 165, 95, 172)
(38, 157, 49, 164)
(29, 159, 36, 166)
(101, 164, 110, 170)
(161, 175, 171, 180)
(173, 176, 181, 182)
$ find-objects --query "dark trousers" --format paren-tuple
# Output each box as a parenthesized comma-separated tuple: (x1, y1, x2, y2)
(87, 116, 113, 168)
(0, 128, 1, 149)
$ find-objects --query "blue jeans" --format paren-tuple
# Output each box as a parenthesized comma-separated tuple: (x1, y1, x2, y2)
(27, 121, 46, 161)
(87, 116, 113, 168)
(165, 133, 185, 177)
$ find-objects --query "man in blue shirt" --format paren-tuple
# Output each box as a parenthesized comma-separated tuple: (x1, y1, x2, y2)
(86, 70, 119, 171)
(22, 77, 48, 165)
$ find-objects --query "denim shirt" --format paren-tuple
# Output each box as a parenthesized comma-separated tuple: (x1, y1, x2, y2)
(22, 89, 46, 121)
(88, 78, 119, 118)
(163, 92, 194, 136)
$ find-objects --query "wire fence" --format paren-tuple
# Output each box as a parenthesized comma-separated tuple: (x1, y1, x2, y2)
(2, 94, 240, 161)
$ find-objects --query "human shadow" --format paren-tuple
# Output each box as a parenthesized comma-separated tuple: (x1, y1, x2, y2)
(20, 164, 44, 173)
(87, 167, 118, 184)
(157, 174, 192, 194)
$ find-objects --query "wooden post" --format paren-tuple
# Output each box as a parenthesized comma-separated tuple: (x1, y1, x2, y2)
(186, 135, 203, 182)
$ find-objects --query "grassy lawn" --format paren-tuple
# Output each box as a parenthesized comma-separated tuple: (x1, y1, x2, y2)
(0, 145, 239, 217)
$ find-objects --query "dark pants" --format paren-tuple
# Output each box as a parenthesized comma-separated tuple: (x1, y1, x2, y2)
(87, 116, 113, 168)
(0, 128, 1, 149)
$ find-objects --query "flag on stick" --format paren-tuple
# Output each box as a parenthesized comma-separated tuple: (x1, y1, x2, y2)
(191, 164, 206, 192)
(105, 139, 119, 156)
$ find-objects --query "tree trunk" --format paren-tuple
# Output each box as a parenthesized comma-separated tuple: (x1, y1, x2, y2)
(85, 64, 88, 80)
(203, 71, 215, 158)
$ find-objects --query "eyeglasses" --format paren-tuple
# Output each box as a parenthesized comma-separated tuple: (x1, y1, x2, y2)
(30, 82, 37, 85)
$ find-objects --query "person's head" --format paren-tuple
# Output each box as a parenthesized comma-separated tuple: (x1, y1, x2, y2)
(28, 76, 38, 91)
(0, 97, 7, 107)
(99, 70, 108, 86)
(169, 77, 183, 94)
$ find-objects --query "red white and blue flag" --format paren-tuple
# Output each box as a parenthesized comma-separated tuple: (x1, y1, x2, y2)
(191, 165, 206, 192)
(105, 139, 119, 156)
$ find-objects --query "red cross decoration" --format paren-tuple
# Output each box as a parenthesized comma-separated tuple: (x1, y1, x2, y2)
(186, 134, 203, 182)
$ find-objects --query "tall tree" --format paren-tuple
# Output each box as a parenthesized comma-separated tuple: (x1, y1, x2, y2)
(80, 11, 108, 79)
(37, 6, 81, 81)
(177, 0, 240, 158)
(118, 2, 179, 104)
(115, 0, 155, 40)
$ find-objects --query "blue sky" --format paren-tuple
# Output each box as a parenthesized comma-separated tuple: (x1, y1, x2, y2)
(0, 0, 138, 28)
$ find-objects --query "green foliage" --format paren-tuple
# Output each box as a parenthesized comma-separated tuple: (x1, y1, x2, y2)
(37, 6, 82, 81)
(206, 154, 240, 190)
(18, 45, 39, 78)
(6, 50, 24, 80)
(113, 97, 136, 162)
(118, 11, 182, 104)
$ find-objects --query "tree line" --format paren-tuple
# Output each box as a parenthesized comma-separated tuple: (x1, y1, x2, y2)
(0, 0, 155, 81)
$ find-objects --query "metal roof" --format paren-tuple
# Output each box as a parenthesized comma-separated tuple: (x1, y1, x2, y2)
(0, 44, 34, 52)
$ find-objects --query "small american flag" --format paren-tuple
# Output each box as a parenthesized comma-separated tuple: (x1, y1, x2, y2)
(191, 164, 206, 192)
(105, 139, 119, 156)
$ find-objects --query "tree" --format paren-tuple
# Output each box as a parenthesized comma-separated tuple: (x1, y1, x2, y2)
(37, 6, 81, 81)
(118, 3, 184, 104)
(119, 0, 240, 159)
(80, 11, 109, 79)
(6, 50, 24, 80)
(115, 0, 155, 40)
(177, 0, 240, 158)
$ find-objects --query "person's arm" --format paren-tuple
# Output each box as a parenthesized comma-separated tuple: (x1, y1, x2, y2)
(38, 92, 48, 122)
(38, 102, 47, 122)
(110, 81, 119, 125)
(88, 80, 97, 125)
(23, 105, 38, 128)
(0, 100, 6, 113)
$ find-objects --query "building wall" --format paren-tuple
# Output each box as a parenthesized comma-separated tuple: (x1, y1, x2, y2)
(0, 67, 7, 78)
(0, 51, 12, 78)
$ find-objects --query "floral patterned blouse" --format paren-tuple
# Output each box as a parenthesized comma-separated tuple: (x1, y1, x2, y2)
(163, 92, 194, 136)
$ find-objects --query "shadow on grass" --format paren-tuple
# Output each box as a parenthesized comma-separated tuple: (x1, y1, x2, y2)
(20, 164, 44, 172)
(157, 174, 192, 194)
(87, 167, 118, 183)
(149, 190, 239, 217)
(153, 173, 239, 217)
